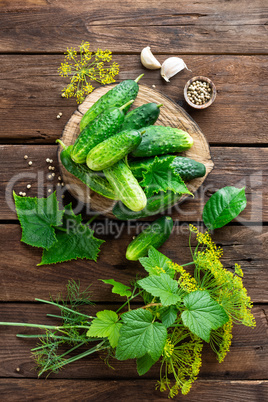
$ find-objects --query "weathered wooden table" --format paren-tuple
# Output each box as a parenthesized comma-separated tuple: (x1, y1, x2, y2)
(0, 1, 267, 401)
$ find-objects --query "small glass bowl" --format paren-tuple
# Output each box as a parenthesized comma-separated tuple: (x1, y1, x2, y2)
(184, 76, 216, 109)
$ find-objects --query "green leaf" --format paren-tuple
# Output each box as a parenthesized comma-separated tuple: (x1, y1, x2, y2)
(86, 310, 122, 348)
(139, 246, 175, 278)
(203, 186, 247, 230)
(140, 156, 192, 197)
(137, 353, 156, 376)
(13, 191, 64, 250)
(39, 204, 104, 265)
(101, 279, 132, 297)
(181, 291, 229, 342)
(138, 273, 181, 306)
(115, 309, 167, 361)
(160, 306, 179, 328)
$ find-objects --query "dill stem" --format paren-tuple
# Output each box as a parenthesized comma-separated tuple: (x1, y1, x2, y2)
(46, 314, 66, 320)
(116, 291, 142, 314)
(17, 334, 88, 344)
(0, 322, 62, 330)
(180, 262, 195, 267)
(46, 340, 107, 373)
(35, 298, 95, 320)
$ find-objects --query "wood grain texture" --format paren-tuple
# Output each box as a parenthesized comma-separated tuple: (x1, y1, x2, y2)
(59, 84, 214, 217)
(0, 379, 267, 402)
(0, 1, 267, 54)
(0, 55, 267, 144)
(0, 1, 267, 399)
(0, 304, 267, 380)
(0, 224, 266, 302)
(1, 145, 267, 221)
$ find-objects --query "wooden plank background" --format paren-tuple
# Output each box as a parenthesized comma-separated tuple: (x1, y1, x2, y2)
(0, 0, 267, 400)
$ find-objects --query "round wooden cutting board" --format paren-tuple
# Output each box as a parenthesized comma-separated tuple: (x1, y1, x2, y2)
(58, 84, 214, 218)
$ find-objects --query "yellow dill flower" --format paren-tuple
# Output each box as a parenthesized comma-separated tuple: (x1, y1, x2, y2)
(189, 224, 198, 233)
(58, 62, 72, 77)
(65, 47, 77, 60)
(235, 263, 244, 277)
(158, 327, 203, 398)
(192, 228, 255, 329)
(59, 42, 119, 103)
(210, 320, 233, 363)
(168, 261, 198, 293)
(162, 338, 174, 358)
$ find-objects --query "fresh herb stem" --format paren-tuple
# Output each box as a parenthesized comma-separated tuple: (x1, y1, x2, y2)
(35, 298, 95, 320)
(116, 291, 143, 314)
(45, 340, 108, 373)
(180, 262, 195, 267)
(46, 314, 66, 320)
(17, 334, 82, 342)
(0, 322, 62, 330)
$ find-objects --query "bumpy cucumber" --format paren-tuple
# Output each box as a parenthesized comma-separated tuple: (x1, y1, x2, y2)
(104, 160, 147, 212)
(120, 103, 162, 131)
(171, 157, 206, 181)
(131, 126, 193, 157)
(129, 155, 206, 181)
(86, 129, 142, 171)
(71, 100, 133, 164)
(80, 75, 144, 131)
(58, 142, 117, 200)
(126, 216, 173, 261)
(113, 191, 181, 220)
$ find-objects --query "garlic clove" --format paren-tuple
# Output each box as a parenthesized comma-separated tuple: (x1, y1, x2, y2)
(140, 46, 161, 70)
(161, 57, 191, 82)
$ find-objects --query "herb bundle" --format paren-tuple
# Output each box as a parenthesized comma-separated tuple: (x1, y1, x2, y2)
(0, 230, 254, 398)
(2, 186, 253, 398)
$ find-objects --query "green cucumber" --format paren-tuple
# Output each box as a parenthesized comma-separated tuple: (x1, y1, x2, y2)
(129, 155, 206, 181)
(104, 160, 147, 212)
(57, 141, 117, 200)
(80, 75, 144, 131)
(120, 103, 162, 131)
(126, 216, 173, 261)
(71, 100, 134, 164)
(113, 191, 181, 220)
(171, 157, 206, 181)
(131, 126, 193, 157)
(86, 129, 142, 171)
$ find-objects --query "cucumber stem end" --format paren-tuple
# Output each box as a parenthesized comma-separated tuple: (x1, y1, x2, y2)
(135, 74, 144, 83)
(56, 139, 67, 150)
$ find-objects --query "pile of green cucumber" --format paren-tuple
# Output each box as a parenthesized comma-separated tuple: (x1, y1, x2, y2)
(58, 75, 206, 219)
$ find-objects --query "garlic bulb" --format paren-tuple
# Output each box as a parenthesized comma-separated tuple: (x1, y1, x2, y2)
(140, 46, 161, 70)
(161, 57, 190, 82)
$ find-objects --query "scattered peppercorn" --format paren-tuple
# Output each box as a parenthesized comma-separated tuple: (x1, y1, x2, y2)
(24, 155, 28, 160)
(26, 184, 31, 189)
(28, 161, 33, 166)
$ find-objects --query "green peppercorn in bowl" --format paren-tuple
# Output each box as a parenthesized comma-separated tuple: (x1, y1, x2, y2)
(184, 76, 216, 109)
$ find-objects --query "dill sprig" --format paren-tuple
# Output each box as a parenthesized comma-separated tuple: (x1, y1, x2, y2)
(58, 41, 120, 103)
